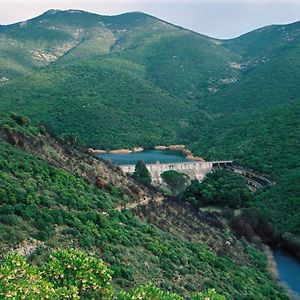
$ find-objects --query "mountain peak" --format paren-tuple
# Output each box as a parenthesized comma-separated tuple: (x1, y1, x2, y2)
(43, 9, 63, 15)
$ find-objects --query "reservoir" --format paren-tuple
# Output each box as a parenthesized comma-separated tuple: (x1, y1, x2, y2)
(273, 248, 300, 297)
(99, 150, 190, 165)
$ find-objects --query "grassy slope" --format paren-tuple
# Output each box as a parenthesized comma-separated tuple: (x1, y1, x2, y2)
(0, 9, 137, 80)
(113, 23, 240, 101)
(0, 114, 287, 299)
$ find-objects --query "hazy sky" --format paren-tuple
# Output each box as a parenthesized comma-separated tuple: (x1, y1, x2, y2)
(1, 0, 300, 39)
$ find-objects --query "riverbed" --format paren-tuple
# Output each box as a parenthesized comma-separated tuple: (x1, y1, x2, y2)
(273, 248, 300, 298)
(98, 149, 190, 165)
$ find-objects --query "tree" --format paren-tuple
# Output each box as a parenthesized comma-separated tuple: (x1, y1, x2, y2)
(161, 170, 189, 195)
(182, 179, 203, 205)
(132, 160, 151, 186)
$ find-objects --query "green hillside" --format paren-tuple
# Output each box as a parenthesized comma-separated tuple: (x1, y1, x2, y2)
(186, 23, 300, 248)
(0, 10, 154, 80)
(0, 10, 240, 149)
(0, 9, 300, 291)
(0, 58, 194, 149)
(0, 113, 287, 299)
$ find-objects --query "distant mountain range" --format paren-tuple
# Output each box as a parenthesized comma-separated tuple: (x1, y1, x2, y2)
(0, 9, 299, 239)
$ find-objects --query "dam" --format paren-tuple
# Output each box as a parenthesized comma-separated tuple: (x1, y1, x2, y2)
(119, 160, 233, 185)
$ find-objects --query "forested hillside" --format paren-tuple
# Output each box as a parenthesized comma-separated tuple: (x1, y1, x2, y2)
(0, 9, 299, 297)
(0, 113, 288, 299)
(0, 9, 240, 149)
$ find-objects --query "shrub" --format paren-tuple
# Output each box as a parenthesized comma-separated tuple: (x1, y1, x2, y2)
(161, 170, 189, 195)
(43, 249, 113, 299)
(132, 160, 152, 186)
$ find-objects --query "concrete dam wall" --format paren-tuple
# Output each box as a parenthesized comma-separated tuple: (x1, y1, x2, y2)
(119, 161, 216, 185)
(119, 160, 273, 191)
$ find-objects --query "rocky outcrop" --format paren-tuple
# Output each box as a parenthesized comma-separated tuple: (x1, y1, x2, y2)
(87, 148, 106, 154)
(154, 145, 205, 161)
(133, 147, 144, 152)
(108, 149, 132, 154)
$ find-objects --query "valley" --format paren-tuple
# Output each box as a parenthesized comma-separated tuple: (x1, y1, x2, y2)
(0, 8, 299, 299)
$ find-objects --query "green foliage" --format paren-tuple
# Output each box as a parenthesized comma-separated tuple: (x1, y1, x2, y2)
(0, 252, 79, 299)
(0, 250, 228, 300)
(0, 129, 117, 247)
(118, 285, 226, 300)
(43, 249, 113, 299)
(192, 289, 226, 300)
(0, 128, 288, 298)
(0, 11, 297, 297)
(183, 170, 251, 208)
(0, 250, 110, 299)
(0, 112, 41, 137)
(132, 160, 152, 187)
(0, 10, 239, 149)
(117, 284, 183, 300)
(250, 169, 300, 236)
(161, 170, 189, 195)
(1, 11, 299, 244)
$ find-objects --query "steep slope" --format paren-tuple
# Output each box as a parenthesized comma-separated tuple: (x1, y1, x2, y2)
(0, 113, 287, 298)
(0, 10, 240, 148)
(0, 57, 197, 149)
(187, 22, 300, 248)
(0, 10, 151, 80)
(224, 20, 300, 70)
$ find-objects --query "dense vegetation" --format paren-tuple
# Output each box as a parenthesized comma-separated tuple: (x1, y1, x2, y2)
(183, 170, 251, 209)
(0, 114, 288, 298)
(0, 248, 225, 299)
(161, 170, 189, 195)
(250, 169, 300, 254)
(132, 160, 152, 187)
(0, 8, 300, 297)
(0, 10, 239, 149)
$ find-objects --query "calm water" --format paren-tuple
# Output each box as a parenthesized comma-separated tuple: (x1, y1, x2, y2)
(99, 150, 190, 165)
(273, 248, 300, 296)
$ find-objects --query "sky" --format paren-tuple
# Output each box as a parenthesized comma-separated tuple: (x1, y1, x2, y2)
(1, 0, 300, 39)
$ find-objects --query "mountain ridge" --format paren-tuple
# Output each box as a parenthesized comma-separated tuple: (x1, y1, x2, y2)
(2, 9, 300, 40)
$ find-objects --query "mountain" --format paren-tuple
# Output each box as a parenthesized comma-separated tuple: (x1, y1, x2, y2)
(1, 11, 299, 157)
(0, 10, 240, 149)
(0, 9, 299, 291)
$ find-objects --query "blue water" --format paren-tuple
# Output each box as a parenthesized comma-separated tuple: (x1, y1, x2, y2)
(99, 150, 190, 165)
(274, 248, 300, 296)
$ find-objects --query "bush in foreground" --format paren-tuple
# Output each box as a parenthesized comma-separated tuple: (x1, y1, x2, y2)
(0, 249, 225, 299)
